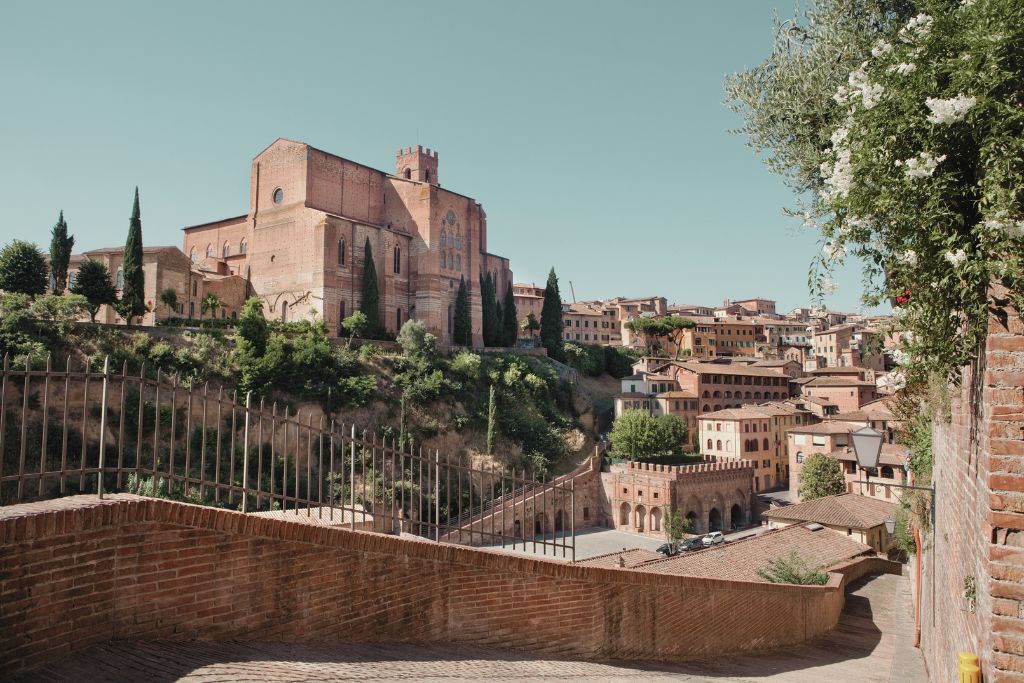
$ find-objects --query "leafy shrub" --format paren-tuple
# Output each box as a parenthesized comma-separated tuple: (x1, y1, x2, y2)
(450, 351, 481, 380)
(756, 551, 829, 585)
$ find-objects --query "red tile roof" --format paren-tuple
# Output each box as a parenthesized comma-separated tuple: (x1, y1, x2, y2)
(763, 494, 898, 530)
(632, 523, 871, 582)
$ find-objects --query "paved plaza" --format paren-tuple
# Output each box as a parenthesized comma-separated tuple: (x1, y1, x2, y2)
(14, 573, 928, 682)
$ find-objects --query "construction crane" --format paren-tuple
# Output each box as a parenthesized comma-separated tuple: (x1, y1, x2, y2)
(569, 281, 577, 304)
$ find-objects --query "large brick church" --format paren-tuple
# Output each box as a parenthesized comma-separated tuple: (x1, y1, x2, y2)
(182, 139, 512, 346)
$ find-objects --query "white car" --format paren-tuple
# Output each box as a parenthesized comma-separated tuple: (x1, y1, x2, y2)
(702, 531, 725, 547)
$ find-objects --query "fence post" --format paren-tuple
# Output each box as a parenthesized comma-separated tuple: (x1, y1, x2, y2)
(571, 478, 576, 563)
(241, 392, 251, 512)
(97, 357, 110, 498)
(350, 424, 356, 531)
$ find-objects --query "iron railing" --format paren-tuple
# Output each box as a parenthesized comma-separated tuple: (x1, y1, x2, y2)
(0, 354, 575, 559)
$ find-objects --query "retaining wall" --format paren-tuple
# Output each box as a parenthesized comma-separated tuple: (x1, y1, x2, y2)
(0, 494, 846, 676)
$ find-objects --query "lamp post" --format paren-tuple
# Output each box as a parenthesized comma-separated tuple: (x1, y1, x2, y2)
(849, 426, 935, 526)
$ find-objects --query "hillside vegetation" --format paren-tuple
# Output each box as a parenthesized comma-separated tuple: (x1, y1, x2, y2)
(0, 293, 627, 476)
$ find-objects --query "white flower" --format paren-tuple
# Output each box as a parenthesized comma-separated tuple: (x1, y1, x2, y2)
(891, 349, 910, 366)
(861, 83, 884, 109)
(984, 214, 1024, 238)
(821, 147, 854, 200)
(830, 127, 849, 146)
(926, 94, 977, 124)
(900, 151, 946, 179)
(871, 39, 894, 57)
(821, 278, 838, 295)
(888, 62, 917, 75)
(885, 370, 908, 392)
(847, 65, 885, 110)
(945, 249, 967, 267)
(823, 241, 846, 261)
(833, 85, 850, 105)
(899, 249, 918, 266)
(900, 13, 934, 43)
(961, 0, 976, 7)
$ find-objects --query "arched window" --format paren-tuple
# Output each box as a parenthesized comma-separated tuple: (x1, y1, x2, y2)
(206, 244, 214, 258)
(754, 392, 762, 399)
(115, 269, 124, 289)
(455, 232, 462, 250)
(192, 280, 197, 296)
(337, 239, 345, 265)
(702, 404, 710, 412)
(396, 308, 402, 329)
(222, 242, 230, 258)
(440, 230, 447, 248)
(281, 301, 288, 322)
(713, 391, 721, 398)
(393, 246, 401, 274)
(796, 451, 805, 464)
(440, 250, 446, 269)
(725, 440, 731, 450)
(240, 239, 247, 255)
(707, 439, 713, 450)
(716, 440, 722, 450)
(424, 169, 431, 183)
(763, 438, 770, 450)
(702, 390, 710, 398)
(189, 247, 197, 263)
(456, 254, 461, 272)
(403, 168, 411, 179)
(448, 252, 454, 269)
(339, 300, 346, 322)
(751, 439, 758, 452)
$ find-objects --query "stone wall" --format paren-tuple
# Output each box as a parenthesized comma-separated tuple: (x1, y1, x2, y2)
(924, 288, 1024, 682)
(0, 494, 846, 677)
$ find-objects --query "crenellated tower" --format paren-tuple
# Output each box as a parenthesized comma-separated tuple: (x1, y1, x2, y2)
(396, 145, 439, 184)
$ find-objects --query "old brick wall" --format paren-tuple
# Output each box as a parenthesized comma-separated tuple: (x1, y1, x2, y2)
(0, 494, 845, 676)
(924, 290, 1024, 682)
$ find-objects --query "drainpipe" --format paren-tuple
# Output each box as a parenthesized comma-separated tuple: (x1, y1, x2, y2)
(914, 525, 922, 647)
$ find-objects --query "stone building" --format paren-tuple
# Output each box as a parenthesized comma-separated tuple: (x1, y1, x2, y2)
(182, 139, 513, 345)
(603, 459, 755, 536)
(68, 246, 247, 325)
(700, 402, 811, 492)
(512, 282, 543, 340)
(762, 493, 898, 554)
(800, 376, 882, 413)
(786, 422, 909, 503)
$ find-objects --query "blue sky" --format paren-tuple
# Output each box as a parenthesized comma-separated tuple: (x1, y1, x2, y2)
(0, 1, 874, 313)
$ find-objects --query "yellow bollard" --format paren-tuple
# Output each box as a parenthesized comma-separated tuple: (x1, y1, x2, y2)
(958, 652, 980, 683)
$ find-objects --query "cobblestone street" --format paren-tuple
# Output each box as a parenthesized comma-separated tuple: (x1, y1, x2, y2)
(14, 573, 928, 682)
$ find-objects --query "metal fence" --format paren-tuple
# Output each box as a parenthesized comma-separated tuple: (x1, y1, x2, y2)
(0, 354, 575, 559)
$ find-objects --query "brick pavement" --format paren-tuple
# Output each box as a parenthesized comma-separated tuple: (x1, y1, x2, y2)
(11, 573, 929, 682)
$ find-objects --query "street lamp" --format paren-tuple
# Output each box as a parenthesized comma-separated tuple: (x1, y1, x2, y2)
(850, 426, 884, 470)
(849, 428, 936, 526)
(884, 519, 896, 535)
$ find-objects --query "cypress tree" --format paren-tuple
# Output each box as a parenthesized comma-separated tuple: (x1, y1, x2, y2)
(119, 188, 146, 324)
(453, 275, 471, 346)
(486, 384, 496, 454)
(49, 210, 74, 293)
(502, 282, 518, 347)
(479, 272, 494, 346)
(540, 267, 564, 361)
(494, 299, 503, 347)
(360, 238, 381, 336)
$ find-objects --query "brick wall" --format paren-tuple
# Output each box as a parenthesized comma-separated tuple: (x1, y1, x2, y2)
(924, 287, 1024, 682)
(1, 494, 846, 676)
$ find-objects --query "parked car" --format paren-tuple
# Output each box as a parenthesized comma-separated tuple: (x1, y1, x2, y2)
(655, 542, 678, 556)
(702, 531, 725, 547)
(680, 537, 705, 552)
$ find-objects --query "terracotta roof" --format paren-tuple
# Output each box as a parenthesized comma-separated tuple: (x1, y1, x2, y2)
(809, 366, 865, 376)
(763, 494, 898, 530)
(616, 392, 650, 399)
(789, 421, 860, 435)
(633, 523, 871, 582)
(700, 407, 777, 420)
(574, 548, 663, 569)
(657, 390, 697, 399)
(804, 377, 878, 387)
(675, 362, 789, 379)
(797, 396, 840, 407)
(752, 359, 799, 367)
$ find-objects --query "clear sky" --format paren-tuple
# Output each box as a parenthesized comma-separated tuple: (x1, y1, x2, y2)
(0, 0, 875, 314)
